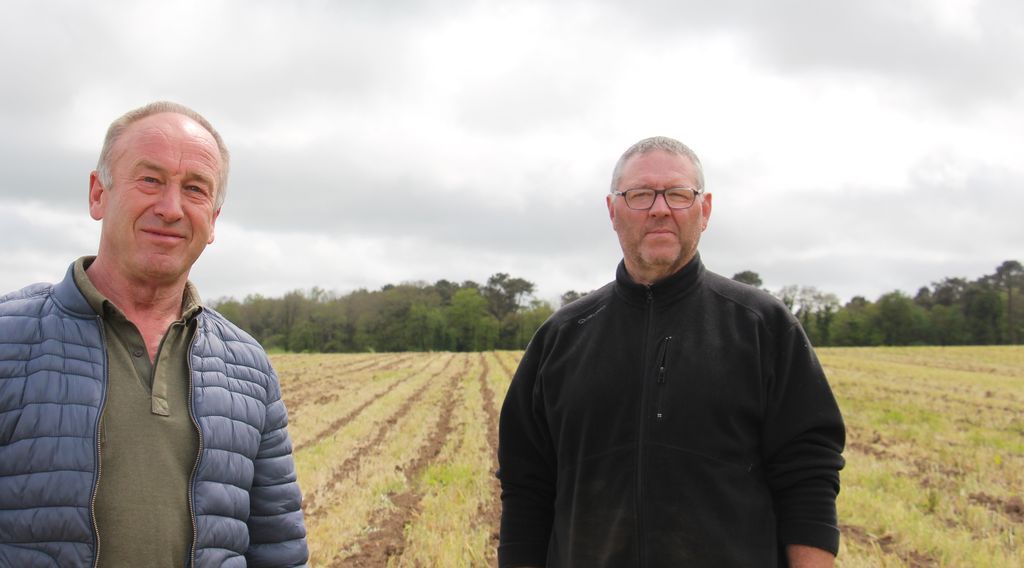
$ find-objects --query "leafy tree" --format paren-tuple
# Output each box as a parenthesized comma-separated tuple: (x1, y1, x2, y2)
(560, 290, 588, 307)
(775, 285, 799, 312)
(513, 300, 555, 346)
(931, 277, 969, 307)
(732, 270, 763, 288)
(446, 288, 499, 351)
(962, 281, 1003, 344)
(483, 272, 536, 321)
(928, 304, 968, 346)
(913, 287, 933, 308)
(433, 279, 459, 305)
(994, 260, 1023, 343)
(830, 297, 881, 346)
(873, 291, 927, 345)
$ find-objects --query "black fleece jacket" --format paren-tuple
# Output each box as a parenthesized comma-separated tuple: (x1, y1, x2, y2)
(497, 256, 845, 567)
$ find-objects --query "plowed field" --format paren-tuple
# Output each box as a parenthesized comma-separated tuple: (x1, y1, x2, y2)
(275, 347, 1023, 567)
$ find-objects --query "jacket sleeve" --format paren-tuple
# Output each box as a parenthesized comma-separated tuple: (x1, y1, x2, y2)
(497, 330, 558, 567)
(761, 321, 846, 555)
(245, 368, 309, 568)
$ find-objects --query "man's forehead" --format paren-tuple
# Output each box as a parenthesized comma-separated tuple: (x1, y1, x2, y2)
(621, 150, 697, 181)
(117, 113, 221, 163)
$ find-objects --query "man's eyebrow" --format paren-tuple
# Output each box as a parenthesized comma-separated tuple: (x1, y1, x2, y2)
(134, 159, 215, 187)
(183, 171, 215, 187)
(134, 159, 168, 174)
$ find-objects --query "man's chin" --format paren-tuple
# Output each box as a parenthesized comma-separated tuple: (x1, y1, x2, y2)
(134, 255, 191, 283)
(640, 248, 683, 268)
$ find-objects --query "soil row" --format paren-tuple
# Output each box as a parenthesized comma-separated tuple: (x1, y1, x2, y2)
(285, 353, 417, 409)
(476, 353, 503, 557)
(334, 357, 469, 566)
(300, 354, 458, 520)
(293, 355, 443, 453)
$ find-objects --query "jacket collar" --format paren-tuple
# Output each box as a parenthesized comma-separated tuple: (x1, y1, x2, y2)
(614, 253, 705, 306)
(53, 260, 97, 317)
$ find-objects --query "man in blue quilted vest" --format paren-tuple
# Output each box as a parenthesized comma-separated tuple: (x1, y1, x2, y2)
(0, 102, 308, 567)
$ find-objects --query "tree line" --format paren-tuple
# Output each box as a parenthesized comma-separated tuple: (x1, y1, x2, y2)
(213, 273, 553, 353)
(212, 260, 1022, 352)
(733, 260, 1023, 347)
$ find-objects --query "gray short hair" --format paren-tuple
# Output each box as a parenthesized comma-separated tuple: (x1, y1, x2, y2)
(96, 101, 230, 209)
(610, 136, 704, 192)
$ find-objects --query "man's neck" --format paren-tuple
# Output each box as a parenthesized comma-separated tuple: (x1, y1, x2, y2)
(86, 257, 186, 358)
(625, 256, 694, 287)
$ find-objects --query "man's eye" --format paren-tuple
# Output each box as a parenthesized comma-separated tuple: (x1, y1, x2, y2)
(142, 176, 160, 184)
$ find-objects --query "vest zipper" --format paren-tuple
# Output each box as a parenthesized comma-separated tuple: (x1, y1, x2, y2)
(91, 318, 108, 568)
(654, 336, 673, 422)
(186, 325, 203, 567)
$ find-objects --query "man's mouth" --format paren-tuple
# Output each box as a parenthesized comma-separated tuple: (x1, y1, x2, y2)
(142, 229, 186, 242)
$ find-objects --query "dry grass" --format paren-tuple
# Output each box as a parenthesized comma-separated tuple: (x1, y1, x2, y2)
(275, 346, 1023, 567)
(824, 346, 1023, 567)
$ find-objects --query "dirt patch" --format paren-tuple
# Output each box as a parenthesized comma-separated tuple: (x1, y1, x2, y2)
(848, 430, 967, 485)
(969, 492, 1024, 523)
(333, 357, 467, 567)
(840, 523, 939, 567)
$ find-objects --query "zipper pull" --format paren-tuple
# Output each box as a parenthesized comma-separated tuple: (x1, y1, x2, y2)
(654, 336, 673, 420)
(656, 336, 673, 371)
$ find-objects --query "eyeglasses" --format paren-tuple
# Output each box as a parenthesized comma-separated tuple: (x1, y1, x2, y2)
(611, 187, 704, 210)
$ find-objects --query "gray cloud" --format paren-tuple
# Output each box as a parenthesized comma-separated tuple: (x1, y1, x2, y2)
(598, 0, 1024, 109)
(1, 0, 1019, 308)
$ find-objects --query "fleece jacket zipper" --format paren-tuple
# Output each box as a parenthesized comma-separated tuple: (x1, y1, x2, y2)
(634, 287, 656, 566)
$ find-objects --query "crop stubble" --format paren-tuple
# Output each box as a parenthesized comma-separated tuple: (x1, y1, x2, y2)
(275, 346, 1020, 567)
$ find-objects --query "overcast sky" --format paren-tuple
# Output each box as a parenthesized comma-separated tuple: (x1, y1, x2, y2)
(2, 0, 1021, 306)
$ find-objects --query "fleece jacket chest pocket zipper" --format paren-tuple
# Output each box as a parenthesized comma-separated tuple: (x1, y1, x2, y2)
(654, 336, 673, 422)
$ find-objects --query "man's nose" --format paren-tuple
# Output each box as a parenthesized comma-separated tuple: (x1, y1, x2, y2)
(648, 192, 672, 216)
(153, 186, 184, 221)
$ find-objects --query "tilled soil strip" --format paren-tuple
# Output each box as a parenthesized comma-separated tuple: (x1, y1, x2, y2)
(294, 355, 444, 454)
(492, 351, 516, 378)
(475, 353, 503, 556)
(299, 356, 454, 519)
(333, 357, 468, 567)
(286, 353, 415, 409)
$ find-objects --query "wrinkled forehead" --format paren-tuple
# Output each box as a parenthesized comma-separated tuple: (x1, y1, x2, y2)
(116, 113, 222, 170)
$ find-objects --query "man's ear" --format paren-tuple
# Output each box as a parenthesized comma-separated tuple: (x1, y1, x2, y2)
(700, 192, 712, 231)
(208, 208, 221, 244)
(88, 171, 106, 221)
(607, 193, 617, 227)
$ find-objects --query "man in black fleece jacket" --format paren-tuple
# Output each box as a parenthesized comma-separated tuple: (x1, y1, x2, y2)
(497, 136, 845, 567)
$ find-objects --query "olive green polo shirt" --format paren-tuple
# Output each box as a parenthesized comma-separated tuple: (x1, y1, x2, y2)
(73, 257, 201, 567)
